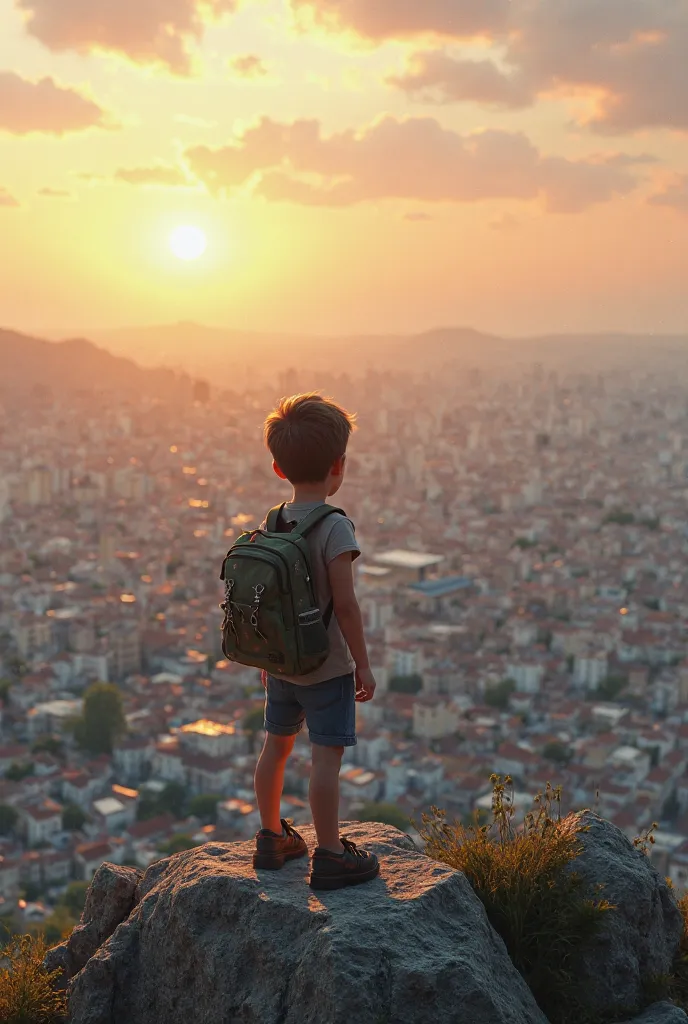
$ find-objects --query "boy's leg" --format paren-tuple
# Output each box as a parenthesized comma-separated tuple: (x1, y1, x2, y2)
(302, 673, 379, 888)
(254, 732, 296, 835)
(309, 744, 345, 853)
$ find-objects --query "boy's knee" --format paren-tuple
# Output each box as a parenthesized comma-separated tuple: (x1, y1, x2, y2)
(264, 732, 294, 759)
(312, 743, 344, 764)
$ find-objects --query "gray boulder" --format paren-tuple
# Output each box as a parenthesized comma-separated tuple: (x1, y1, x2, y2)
(623, 1002, 688, 1024)
(44, 861, 142, 988)
(69, 822, 548, 1024)
(567, 812, 683, 1018)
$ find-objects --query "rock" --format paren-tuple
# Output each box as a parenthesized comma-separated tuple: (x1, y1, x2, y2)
(69, 822, 548, 1024)
(567, 812, 683, 1018)
(44, 862, 142, 987)
(623, 1002, 688, 1024)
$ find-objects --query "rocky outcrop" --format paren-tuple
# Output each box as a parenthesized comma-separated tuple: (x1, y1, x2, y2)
(567, 812, 684, 1019)
(44, 862, 142, 988)
(68, 823, 548, 1024)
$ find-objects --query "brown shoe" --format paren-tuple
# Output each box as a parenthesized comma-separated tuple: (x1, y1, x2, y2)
(309, 837, 380, 890)
(253, 819, 308, 870)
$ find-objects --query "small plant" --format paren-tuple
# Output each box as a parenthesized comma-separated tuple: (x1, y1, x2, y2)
(0, 933, 68, 1024)
(633, 821, 659, 855)
(420, 775, 614, 1024)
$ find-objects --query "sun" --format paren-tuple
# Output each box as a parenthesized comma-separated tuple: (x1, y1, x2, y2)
(169, 225, 207, 261)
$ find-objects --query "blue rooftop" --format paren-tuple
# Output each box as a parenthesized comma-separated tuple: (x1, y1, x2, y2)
(407, 576, 473, 598)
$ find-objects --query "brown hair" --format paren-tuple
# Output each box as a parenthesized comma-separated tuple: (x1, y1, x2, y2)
(264, 392, 356, 484)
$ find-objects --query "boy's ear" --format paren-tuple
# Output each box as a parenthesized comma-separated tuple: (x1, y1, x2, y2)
(272, 460, 287, 480)
(331, 455, 345, 476)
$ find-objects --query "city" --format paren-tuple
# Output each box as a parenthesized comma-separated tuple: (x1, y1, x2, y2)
(3, 345, 688, 938)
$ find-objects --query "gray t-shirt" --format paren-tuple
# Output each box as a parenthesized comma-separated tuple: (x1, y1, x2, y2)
(262, 501, 360, 686)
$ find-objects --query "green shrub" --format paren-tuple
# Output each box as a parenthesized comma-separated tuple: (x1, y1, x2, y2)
(357, 802, 411, 832)
(420, 776, 614, 1024)
(0, 933, 68, 1023)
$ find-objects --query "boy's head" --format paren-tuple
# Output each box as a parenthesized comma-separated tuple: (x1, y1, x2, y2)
(264, 392, 356, 495)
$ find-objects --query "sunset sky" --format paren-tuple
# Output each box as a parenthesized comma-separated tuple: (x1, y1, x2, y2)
(2, 0, 688, 337)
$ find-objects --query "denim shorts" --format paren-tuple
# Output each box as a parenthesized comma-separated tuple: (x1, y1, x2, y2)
(264, 673, 356, 747)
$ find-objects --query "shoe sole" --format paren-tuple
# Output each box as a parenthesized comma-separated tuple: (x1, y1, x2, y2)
(253, 848, 308, 871)
(309, 862, 380, 890)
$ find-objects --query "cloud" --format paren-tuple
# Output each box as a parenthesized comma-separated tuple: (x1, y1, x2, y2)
(186, 115, 642, 212)
(38, 187, 72, 198)
(507, 0, 688, 133)
(0, 187, 19, 208)
(648, 175, 688, 213)
(290, 0, 511, 40)
(114, 164, 193, 186)
(388, 52, 532, 109)
(360, 0, 688, 134)
(0, 72, 109, 135)
(229, 54, 268, 79)
(16, 0, 238, 73)
(404, 211, 433, 222)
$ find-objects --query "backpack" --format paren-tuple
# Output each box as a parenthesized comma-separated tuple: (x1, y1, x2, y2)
(219, 503, 346, 677)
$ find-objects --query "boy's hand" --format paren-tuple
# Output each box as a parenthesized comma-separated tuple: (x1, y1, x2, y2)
(355, 666, 376, 703)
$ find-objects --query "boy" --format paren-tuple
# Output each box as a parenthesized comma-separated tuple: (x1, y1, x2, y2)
(252, 393, 379, 890)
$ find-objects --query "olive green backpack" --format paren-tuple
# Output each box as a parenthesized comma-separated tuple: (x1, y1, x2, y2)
(219, 503, 346, 677)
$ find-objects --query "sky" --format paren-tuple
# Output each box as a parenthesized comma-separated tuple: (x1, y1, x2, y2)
(1, 0, 688, 338)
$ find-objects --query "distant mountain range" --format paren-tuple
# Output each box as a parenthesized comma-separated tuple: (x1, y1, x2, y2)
(81, 322, 688, 379)
(5, 324, 688, 399)
(0, 329, 195, 401)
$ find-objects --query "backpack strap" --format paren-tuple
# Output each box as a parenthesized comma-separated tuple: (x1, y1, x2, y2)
(290, 504, 346, 538)
(266, 504, 286, 533)
(292, 506, 348, 630)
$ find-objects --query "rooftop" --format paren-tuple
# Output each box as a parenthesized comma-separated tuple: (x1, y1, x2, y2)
(408, 576, 473, 598)
(373, 550, 444, 571)
(181, 719, 237, 738)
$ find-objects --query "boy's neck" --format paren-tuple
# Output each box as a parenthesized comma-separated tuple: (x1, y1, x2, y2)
(290, 483, 330, 504)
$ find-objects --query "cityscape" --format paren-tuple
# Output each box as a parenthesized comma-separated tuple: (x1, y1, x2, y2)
(3, 337, 688, 938)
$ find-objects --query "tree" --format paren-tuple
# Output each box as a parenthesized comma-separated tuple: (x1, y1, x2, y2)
(542, 742, 571, 766)
(357, 802, 411, 833)
(485, 679, 516, 711)
(160, 834, 199, 855)
(0, 804, 18, 836)
(388, 674, 423, 695)
(59, 881, 90, 918)
(0, 678, 11, 705)
(157, 782, 187, 818)
(5, 761, 34, 782)
(62, 804, 88, 832)
(31, 735, 63, 757)
(188, 794, 220, 824)
(73, 682, 126, 755)
(596, 675, 628, 702)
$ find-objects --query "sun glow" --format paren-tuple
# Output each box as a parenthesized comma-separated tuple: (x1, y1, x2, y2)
(169, 225, 207, 261)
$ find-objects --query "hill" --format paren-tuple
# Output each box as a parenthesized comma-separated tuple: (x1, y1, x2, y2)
(0, 329, 195, 401)
(76, 322, 688, 382)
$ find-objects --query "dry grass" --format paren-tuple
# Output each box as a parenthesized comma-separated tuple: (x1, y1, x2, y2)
(420, 775, 614, 1024)
(0, 933, 67, 1024)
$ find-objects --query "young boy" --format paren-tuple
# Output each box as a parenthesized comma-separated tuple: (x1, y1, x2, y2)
(252, 393, 379, 890)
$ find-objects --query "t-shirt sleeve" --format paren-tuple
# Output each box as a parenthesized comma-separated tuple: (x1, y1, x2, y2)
(323, 516, 361, 565)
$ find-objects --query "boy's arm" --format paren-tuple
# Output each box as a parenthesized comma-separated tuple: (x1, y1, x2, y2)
(327, 552, 376, 702)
